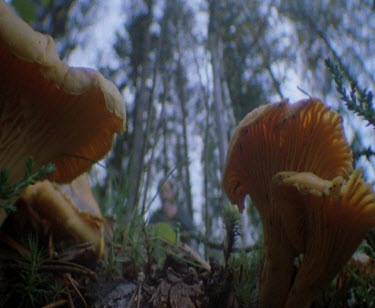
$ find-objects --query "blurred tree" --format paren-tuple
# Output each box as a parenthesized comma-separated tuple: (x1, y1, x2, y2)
(105, 0, 198, 223)
(279, 0, 375, 97)
(208, 0, 231, 172)
(124, 0, 155, 216)
(101, 0, 159, 219)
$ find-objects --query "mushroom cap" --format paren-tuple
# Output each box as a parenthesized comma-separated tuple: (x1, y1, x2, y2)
(275, 169, 375, 306)
(222, 98, 353, 212)
(17, 174, 105, 258)
(59, 174, 102, 216)
(0, 2, 126, 183)
(272, 171, 336, 252)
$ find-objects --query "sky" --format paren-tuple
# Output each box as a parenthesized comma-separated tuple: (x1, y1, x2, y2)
(69, 1, 123, 69)
(69, 1, 307, 100)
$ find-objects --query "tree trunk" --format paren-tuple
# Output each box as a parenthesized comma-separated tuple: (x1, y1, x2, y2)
(125, 1, 154, 215)
(208, 1, 229, 171)
(176, 58, 194, 219)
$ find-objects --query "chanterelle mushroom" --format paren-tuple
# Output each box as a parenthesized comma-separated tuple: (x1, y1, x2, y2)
(10, 174, 105, 258)
(222, 99, 353, 306)
(0, 1, 125, 254)
(274, 169, 375, 307)
(0, 1, 126, 184)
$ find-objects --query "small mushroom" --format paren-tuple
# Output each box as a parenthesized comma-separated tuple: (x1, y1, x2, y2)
(222, 99, 353, 306)
(11, 174, 105, 258)
(274, 169, 375, 307)
(0, 1, 126, 184)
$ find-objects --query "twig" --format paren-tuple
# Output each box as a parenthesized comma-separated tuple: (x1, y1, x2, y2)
(297, 86, 312, 98)
(41, 299, 68, 308)
(65, 285, 74, 308)
(0, 231, 30, 256)
(64, 273, 87, 308)
(180, 243, 211, 271)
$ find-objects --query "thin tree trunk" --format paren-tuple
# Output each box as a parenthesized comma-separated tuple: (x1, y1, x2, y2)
(176, 58, 194, 219)
(192, 46, 212, 256)
(208, 1, 229, 171)
(126, 1, 154, 215)
(140, 53, 159, 215)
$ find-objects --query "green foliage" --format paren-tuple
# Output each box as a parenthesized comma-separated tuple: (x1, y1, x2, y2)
(207, 244, 264, 308)
(105, 210, 178, 278)
(0, 158, 55, 212)
(102, 214, 193, 283)
(10, 0, 37, 23)
(0, 235, 66, 307)
(223, 204, 241, 265)
(41, 0, 52, 5)
(101, 244, 122, 279)
(150, 222, 178, 245)
(112, 212, 149, 278)
(325, 58, 375, 128)
(363, 230, 375, 260)
(231, 247, 264, 307)
(347, 266, 375, 307)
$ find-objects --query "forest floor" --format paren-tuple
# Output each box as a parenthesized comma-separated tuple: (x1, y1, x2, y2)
(1, 217, 374, 307)
(0, 229, 244, 308)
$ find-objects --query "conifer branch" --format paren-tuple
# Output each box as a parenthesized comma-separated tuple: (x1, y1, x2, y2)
(325, 58, 375, 128)
(223, 204, 241, 265)
(0, 158, 55, 212)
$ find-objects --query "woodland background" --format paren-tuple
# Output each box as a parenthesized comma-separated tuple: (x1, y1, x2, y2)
(9, 0, 375, 255)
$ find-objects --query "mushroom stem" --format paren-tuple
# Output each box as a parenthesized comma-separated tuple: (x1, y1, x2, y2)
(258, 209, 296, 307)
(284, 280, 314, 308)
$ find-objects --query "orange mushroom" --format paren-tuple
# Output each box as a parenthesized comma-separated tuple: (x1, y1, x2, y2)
(273, 169, 375, 307)
(0, 1, 125, 257)
(11, 174, 105, 258)
(222, 99, 353, 306)
(0, 1, 126, 184)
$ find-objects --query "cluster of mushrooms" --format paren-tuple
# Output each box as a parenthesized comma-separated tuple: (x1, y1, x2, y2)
(0, 1, 126, 258)
(222, 99, 375, 307)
